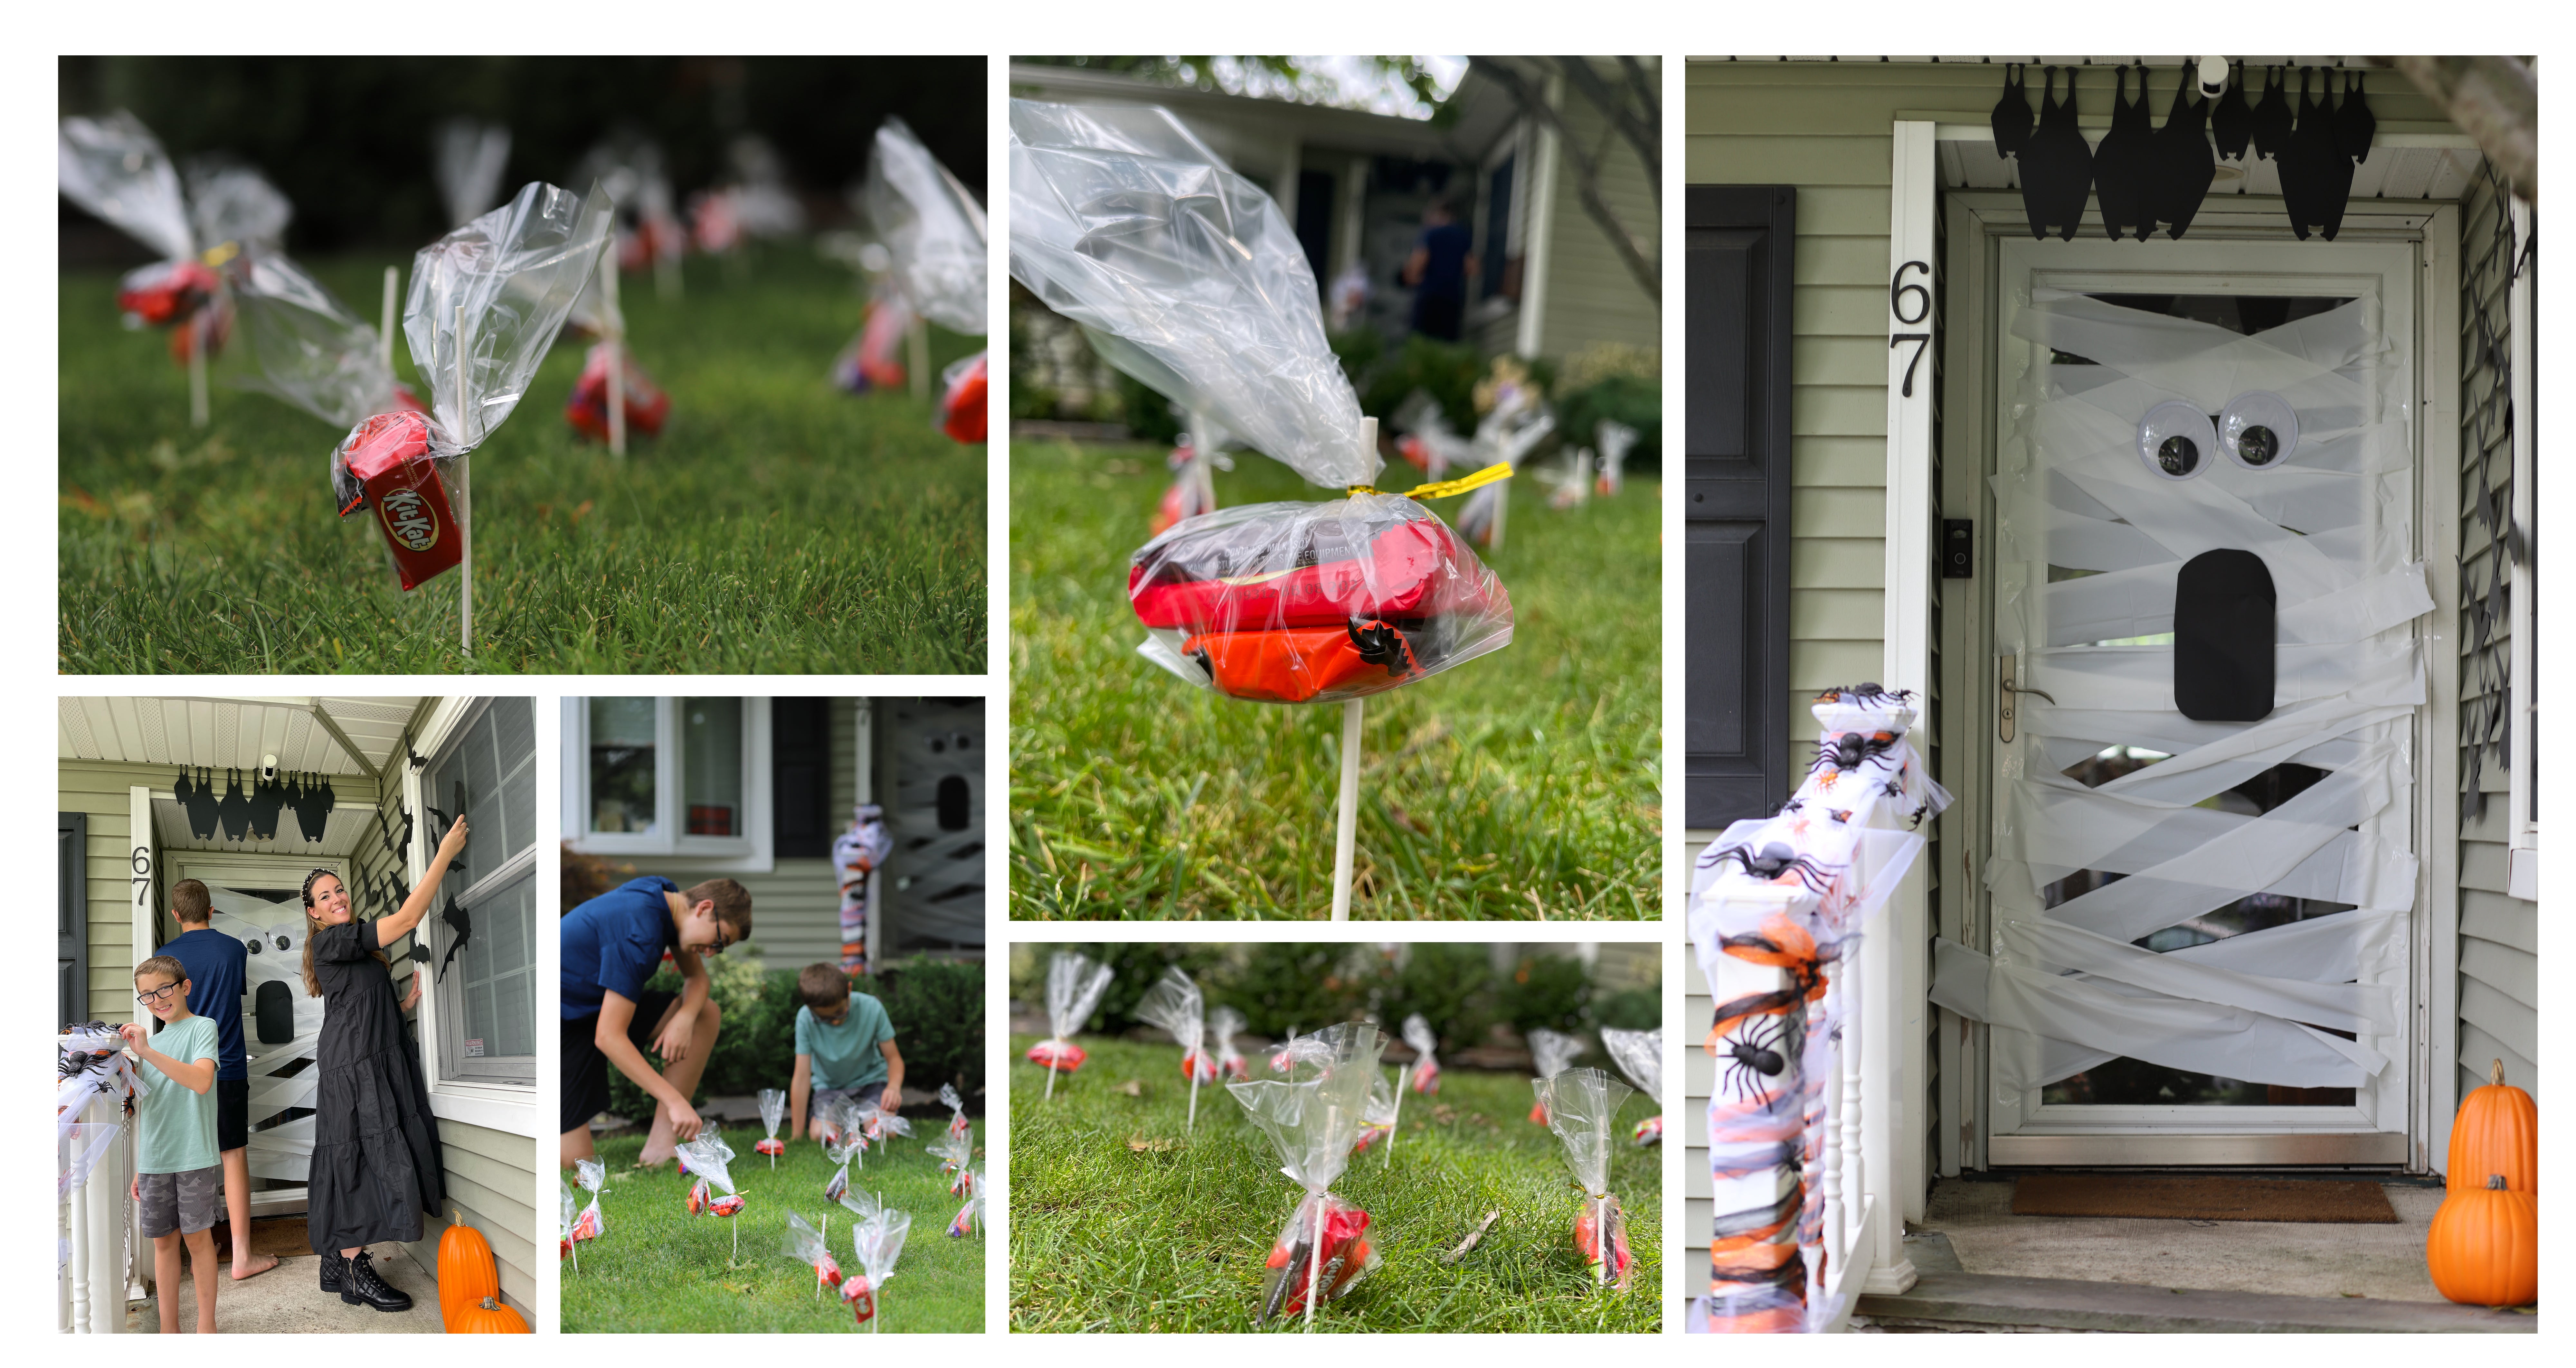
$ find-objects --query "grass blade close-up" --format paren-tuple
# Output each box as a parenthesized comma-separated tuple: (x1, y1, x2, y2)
(60, 250, 986, 674)
(1010, 440, 1660, 920)
(559, 1123, 984, 1334)
(1008, 1033, 1661, 1333)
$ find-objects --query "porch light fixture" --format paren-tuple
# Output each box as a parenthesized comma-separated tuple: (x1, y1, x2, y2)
(2136, 400, 2217, 479)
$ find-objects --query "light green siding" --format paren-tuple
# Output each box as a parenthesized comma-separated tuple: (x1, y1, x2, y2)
(1535, 72, 1661, 362)
(406, 1117, 537, 1317)
(659, 696, 860, 972)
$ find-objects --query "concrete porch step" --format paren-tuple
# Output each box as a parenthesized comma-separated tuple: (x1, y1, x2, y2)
(1856, 1271, 2537, 1333)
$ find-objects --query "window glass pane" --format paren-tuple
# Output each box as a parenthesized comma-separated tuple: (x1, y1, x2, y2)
(428, 698, 537, 866)
(491, 697, 535, 859)
(590, 698, 657, 835)
(682, 697, 744, 837)
(441, 869, 534, 1074)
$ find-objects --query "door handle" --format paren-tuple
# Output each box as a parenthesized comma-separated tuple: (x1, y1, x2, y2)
(1997, 657, 2054, 743)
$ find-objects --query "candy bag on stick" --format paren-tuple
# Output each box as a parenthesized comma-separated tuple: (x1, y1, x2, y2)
(862, 117, 986, 337)
(938, 1082, 970, 1139)
(1526, 1028, 1588, 1124)
(1228, 1021, 1387, 1326)
(435, 119, 511, 228)
(59, 114, 244, 370)
(1536, 1067, 1637, 1289)
(1400, 1014, 1442, 1095)
(1011, 99, 1514, 705)
(757, 1088, 788, 1161)
(838, 1189, 912, 1330)
(939, 351, 988, 443)
(1134, 965, 1215, 1131)
(566, 340, 669, 442)
(947, 1168, 984, 1238)
(782, 1210, 844, 1296)
(330, 180, 611, 591)
(825, 1131, 863, 1202)
(223, 248, 422, 427)
(1028, 951, 1114, 1096)
(1351, 1071, 1397, 1155)
(1601, 1027, 1664, 1145)
(1211, 1006, 1249, 1081)
(567, 1157, 608, 1265)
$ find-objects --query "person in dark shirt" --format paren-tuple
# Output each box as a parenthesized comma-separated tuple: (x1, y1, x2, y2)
(559, 876, 752, 1168)
(158, 878, 279, 1281)
(1403, 197, 1479, 342)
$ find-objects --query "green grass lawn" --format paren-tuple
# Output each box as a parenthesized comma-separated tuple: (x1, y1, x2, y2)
(560, 1121, 984, 1334)
(1010, 441, 1660, 919)
(1009, 1034, 1661, 1333)
(60, 249, 985, 673)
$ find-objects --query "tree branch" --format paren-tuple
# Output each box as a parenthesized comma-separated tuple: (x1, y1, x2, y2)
(1553, 56, 1660, 205)
(2378, 56, 2536, 201)
(1468, 56, 1661, 305)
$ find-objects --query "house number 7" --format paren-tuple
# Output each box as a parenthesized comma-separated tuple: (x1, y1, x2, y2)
(1889, 258, 1931, 398)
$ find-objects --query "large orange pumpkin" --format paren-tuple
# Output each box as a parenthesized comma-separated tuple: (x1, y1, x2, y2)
(2426, 1176, 2539, 1307)
(451, 1295, 530, 1334)
(437, 1210, 502, 1330)
(2448, 1059, 2538, 1193)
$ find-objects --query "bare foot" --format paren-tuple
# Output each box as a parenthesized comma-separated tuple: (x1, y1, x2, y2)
(634, 1146, 676, 1168)
(229, 1251, 280, 1280)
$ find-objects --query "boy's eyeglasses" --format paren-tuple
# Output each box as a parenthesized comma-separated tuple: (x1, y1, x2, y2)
(135, 983, 183, 1006)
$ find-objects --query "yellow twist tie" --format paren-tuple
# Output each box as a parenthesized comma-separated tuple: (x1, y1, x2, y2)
(200, 241, 242, 268)
(1347, 461, 1513, 501)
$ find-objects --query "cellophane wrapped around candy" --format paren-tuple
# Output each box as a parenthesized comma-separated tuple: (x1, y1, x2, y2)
(1594, 419, 1638, 498)
(1211, 1006, 1250, 1081)
(1027, 951, 1114, 1077)
(60, 114, 263, 365)
(928, 1127, 974, 1195)
(1400, 1014, 1442, 1095)
(1350, 1072, 1397, 1155)
(864, 117, 987, 446)
(833, 290, 913, 394)
(677, 1129, 739, 1211)
(782, 1210, 845, 1294)
(1011, 99, 1514, 705)
(1229, 1021, 1388, 1325)
(1526, 1028, 1587, 1124)
(222, 248, 423, 429)
(565, 340, 670, 442)
(1535, 1067, 1637, 1289)
(939, 351, 988, 443)
(1601, 1026, 1664, 1146)
(938, 1082, 970, 1140)
(565, 1157, 607, 1262)
(838, 1189, 912, 1329)
(947, 1168, 984, 1238)
(1135, 965, 1215, 1082)
(329, 180, 611, 591)
(825, 1130, 864, 1203)
(756, 1088, 788, 1160)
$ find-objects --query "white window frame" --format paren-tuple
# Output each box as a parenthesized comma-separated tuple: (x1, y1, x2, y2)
(2504, 197, 2539, 900)
(561, 697, 773, 872)
(409, 696, 538, 1098)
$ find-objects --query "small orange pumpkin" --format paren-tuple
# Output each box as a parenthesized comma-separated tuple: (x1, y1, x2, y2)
(437, 1209, 502, 1330)
(450, 1295, 530, 1334)
(2426, 1176, 2538, 1307)
(2448, 1059, 2538, 1193)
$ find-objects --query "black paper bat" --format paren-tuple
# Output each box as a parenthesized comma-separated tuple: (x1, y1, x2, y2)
(409, 942, 432, 964)
(436, 893, 473, 983)
(425, 805, 466, 876)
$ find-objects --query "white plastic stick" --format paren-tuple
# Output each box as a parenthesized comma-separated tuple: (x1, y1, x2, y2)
(908, 316, 930, 400)
(1490, 474, 1510, 552)
(187, 320, 209, 427)
(1304, 1193, 1323, 1331)
(1186, 1064, 1200, 1135)
(1331, 697, 1362, 922)
(1044, 1051, 1057, 1101)
(1596, 1193, 1608, 1287)
(603, 252, 626, 459)
(1385, 1062, 1403, 1166)
(379, 267, 397, 373)
(455, 303, 472, 653)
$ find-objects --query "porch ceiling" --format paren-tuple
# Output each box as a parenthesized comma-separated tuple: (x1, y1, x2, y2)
(1937, 135, 2483, 202)
(149, 792, 380, 859)
(60, 696, 427, 777)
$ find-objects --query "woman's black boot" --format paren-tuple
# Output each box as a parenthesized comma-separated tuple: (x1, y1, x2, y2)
(317, 1247, 347, 1293)
(339, 1249, 414, 1312)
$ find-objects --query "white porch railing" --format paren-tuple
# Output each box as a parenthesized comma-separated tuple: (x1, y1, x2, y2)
(58, 1086, 140, 1333)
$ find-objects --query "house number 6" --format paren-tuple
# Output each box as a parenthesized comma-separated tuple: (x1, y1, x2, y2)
(1889, 259, 1932, 398)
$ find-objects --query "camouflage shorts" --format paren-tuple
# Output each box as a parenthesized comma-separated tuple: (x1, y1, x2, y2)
(138, 1165, 222, 1237)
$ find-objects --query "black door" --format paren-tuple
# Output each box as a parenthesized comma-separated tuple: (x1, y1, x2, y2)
(1684, 186, 1796, 828)
(60, 812, 87, 1026)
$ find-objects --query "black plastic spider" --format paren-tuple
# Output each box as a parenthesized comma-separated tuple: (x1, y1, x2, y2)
(1811, 728, 1904, 777)
(1717, 1016, 1793, 1103)
(1780, 797, 1804, 814)
(1709, 840, 1843, 895)
(1827, 808, 1854, 824)
(1909, 801, 1931, 830)
(1879, 776, 1906, 799)
(1818, 681, 1913, 708)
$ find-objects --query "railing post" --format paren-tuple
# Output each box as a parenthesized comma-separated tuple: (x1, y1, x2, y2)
(1817, 968, 1844, 1281)
(1842, 952, 1867, 1254)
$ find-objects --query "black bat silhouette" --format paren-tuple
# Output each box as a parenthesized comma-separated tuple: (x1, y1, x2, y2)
(436, 894, 473, 983)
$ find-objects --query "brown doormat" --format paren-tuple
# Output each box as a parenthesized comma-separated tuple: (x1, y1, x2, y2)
(2011, 1174, 2400, 1223)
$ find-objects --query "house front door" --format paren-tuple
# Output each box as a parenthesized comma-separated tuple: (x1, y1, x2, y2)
(1976, 235, 2429, 1166)
(181, 865, 341, 1208)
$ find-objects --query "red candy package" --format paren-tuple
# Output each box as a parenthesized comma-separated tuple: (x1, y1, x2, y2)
(117, 259, 220, 329)
(939, 351, 987, 443)
(333, 411, 463, 591)
(565, 341, 670, 442)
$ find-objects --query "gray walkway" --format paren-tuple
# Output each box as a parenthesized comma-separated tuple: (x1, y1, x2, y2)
(128, 1241, 444, 1334)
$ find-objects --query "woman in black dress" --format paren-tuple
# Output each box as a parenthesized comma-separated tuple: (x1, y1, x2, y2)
(298, 814, 469, 1312)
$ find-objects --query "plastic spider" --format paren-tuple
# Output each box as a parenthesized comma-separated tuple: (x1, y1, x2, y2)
(1812, 729, 1903, 776)
(1827, 808, 1854, 824)
(1817, 682, 1912, 708)
(1880, 776, 1906, 799)
(1716, 1016, 1792, 1104)
(1709, 840, 1842, 895)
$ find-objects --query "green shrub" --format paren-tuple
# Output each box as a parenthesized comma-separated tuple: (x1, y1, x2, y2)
(1378, 941, 1501, 1052)
(1591, 986, 1661, 1032)
(1213, 942, 1366, 1039)
(1494, 950, 1594, 1037)
(1554, 372, 1662, 473)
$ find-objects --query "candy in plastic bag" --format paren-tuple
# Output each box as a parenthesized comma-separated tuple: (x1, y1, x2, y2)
(927, 1127, 973, 1193)
(223, 248, 423, 429)
(1229, 1021, 1388, 1325)
(1028, 951, 1113, 1079)
(833, 291, 912, 394)
(862, 117, 986, 338)
(1211, 1006, 1250, 1081)
(1601, 1026, 1664, 1146)
(939, 351, 988, 443)
(756, 1087, 788, 1161)
(947, 1167, 985, 1238)
(938, 1082, 970, 1140)
(1350, 1071, 1397, 1155)
(566, 1157, 607, 1262)
(1400, 1014, 1442, 1095)
(782, 1210, 845, 1293)
(566, 340, 669, 443)
(676, 1128, 738, 1202)
(839, 1189, 912, 1330)
(329, 180, 611, 590)
(1595, 419, 1639, 498)
(1535, 1066, 1636, 1289)
(1134, 965, 1215, 1082)
(1526, 1028, 1588, 1125)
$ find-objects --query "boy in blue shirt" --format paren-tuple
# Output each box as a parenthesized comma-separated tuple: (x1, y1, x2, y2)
(124, 954, 222, 1333)
(788, 963, 904, 1143)
(158, 878, 279, 1281)
(559, 876, 752, 1169)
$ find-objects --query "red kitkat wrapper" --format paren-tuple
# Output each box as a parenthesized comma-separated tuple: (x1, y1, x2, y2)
(941, 352, 987, 444)
(335, 411, 463, 591)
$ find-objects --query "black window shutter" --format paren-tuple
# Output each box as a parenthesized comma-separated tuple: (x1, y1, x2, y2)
(770, 697, 834, 859)
(60, 812, 88, 1026)
(1684, 186, 1795, 829)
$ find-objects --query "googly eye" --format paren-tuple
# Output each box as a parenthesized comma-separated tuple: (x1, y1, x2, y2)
(2218, 390, 2299, 469)
(2137, 400, 2216, 481)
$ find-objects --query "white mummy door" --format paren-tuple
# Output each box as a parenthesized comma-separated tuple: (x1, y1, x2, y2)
(207, 885, 328, 1197)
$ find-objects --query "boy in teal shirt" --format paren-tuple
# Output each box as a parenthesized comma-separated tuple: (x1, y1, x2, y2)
(123, 954, 222, 1334)
(788, 963, 904, 1142)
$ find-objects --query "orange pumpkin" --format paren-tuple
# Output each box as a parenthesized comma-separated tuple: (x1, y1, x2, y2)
(2426, 1176, 2538, 1307)
(437, 1209, 502, 1330)
(2448, 1059, 2538, 1193)
(451, 1295, 530, 1334)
